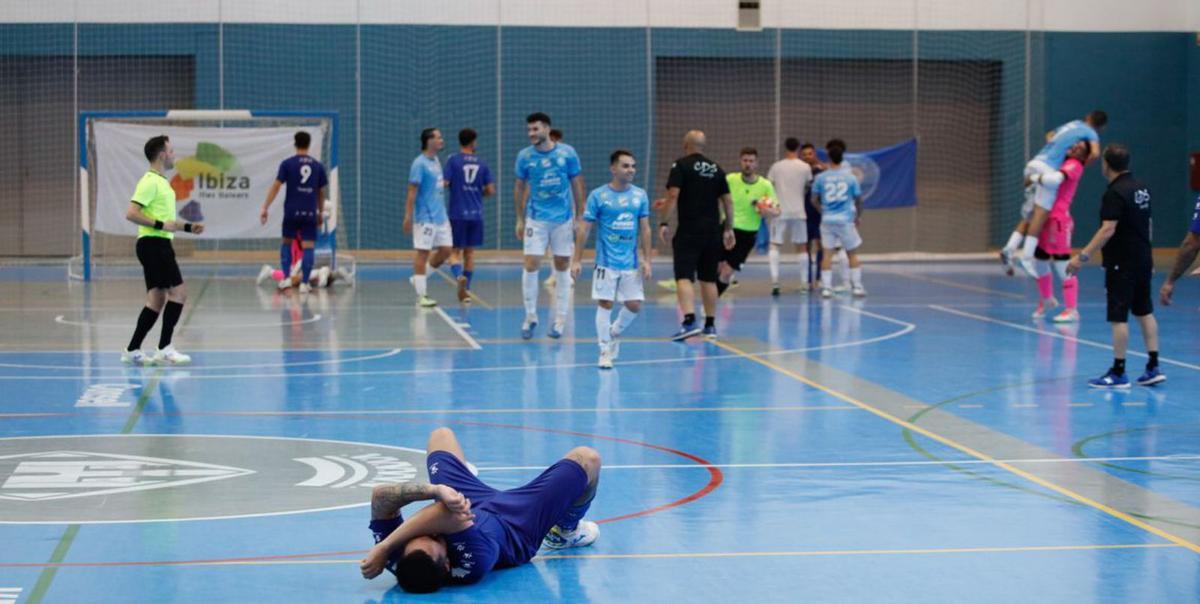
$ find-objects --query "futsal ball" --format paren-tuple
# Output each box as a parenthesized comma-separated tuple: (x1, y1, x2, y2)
(272, 269, 285, 281)
(755, 197, 780, 217)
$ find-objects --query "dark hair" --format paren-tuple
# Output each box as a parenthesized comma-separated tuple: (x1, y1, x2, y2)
(526, 112, 552, 126)
(800, 142, 815, 151)
(144, 135, 169, 163)
(294, 131, 311, 149)
(825, 139, 847, 164)
(458, 128, 477, 147)
(609, 149, 634, 165)
(784, 138, 800, 152)
(1102, 143, 1130, 172)
(740, 147, 757, 157)
(549, 128, 563, 141)
(395, 549, 449, 594)
(1088, 110, 1108, 129)
(420, 128, 439, 151)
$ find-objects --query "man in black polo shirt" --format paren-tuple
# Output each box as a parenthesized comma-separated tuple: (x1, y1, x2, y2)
(654, 130, 736, 340)
(1067, 144, 1165, 388)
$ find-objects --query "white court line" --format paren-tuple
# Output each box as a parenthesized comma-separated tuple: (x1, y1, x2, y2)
(54, 314, 323, 329)
(432, 307, 482, 350)
(0, 348, 402, 371)
(473, 454, 1200, 472)
(929, 304, 1200, 372)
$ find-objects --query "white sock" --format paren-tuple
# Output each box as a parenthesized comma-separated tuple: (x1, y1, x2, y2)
(768, 246, 781, 283)
(595, 306, 613, 348)
(614, 306, 638, 335)
(412, 274, 427, 297)
(821, 271, 833, 290)
(838, 252, 850, 285)
(850, 267, 863, 288)
(522, 270, 539, 317)
(1004, 231, 1023, 252)
(1021, 235, 1039, 257)
(554, 270, 571, 320)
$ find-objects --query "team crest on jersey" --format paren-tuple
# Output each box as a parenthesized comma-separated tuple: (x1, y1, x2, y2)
(541, 158, 551, 168)
(618, 197, 630, 207)
(1135, 189, 1150, 208)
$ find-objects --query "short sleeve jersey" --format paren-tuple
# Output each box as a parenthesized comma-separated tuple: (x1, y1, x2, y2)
(1099, 172, 1153, 270)
(408, 154, 448, 225)
(131, 170, 176, 239)
(445, 152, 493, 221)
(1188, 194, 1200, 236)
(1034, 120, 1099, 170)
(726, 173, 776, 232)
(583, 183, 650, 270)
(1048, 158, 1085, 221)
(766, 158, 812, 220)
(277, 155, 328, 220)
(812, 164, 861, 225)
(514, 142, 582, 224)
(667, 153, 729, 235)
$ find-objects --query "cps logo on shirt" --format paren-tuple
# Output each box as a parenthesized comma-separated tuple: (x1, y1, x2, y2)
(1134, 189, 1150, 209)
(693, 161, 718, 179)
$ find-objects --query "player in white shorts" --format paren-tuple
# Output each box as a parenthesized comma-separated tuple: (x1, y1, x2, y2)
(514, 112, 585, 339)
(812, 139, 866, 298)
(405, 128, 453, 307)
(766, 137, 814, 297)
(571, 149, 652, 369)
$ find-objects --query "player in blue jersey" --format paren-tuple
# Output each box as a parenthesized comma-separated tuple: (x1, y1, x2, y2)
(444, 128, 495, 303)
(1159, 193, 1200, 306)
(812, 139, 866, 298)
(571, 150, 652, 369)
(1002, 110, 1106, 277)
(404, 128, 454, 307)
(513, 112, 585, 339)
(361, 427, 601, 593)
(259, 131, 328, 294)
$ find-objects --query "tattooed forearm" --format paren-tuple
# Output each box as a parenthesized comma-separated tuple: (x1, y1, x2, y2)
(371, 482, 437, 519)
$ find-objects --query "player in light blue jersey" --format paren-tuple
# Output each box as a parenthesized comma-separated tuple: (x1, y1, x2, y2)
(513, 112, 585, 339)
(571, 150, 652, 369)
(811, 139, 866, 298)
(1002, 109, 1106, 277)
(404, 128, 453, 307)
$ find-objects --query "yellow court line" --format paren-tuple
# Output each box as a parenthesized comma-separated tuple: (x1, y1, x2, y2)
(711, 340, 1200, 555)
(433, 268, 493, 309)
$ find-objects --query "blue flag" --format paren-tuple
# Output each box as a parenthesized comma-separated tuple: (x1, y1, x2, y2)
(817, 138, 918, 209)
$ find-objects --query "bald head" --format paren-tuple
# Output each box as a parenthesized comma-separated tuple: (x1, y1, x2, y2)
(683, 130, 706, 154)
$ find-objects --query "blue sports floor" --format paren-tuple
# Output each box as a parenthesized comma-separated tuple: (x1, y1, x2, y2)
(0, 261, 1198, 603)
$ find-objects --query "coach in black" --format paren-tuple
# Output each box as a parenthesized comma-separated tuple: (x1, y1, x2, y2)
(1067, 144, 1165, 388)
(655, 130, 736, 340)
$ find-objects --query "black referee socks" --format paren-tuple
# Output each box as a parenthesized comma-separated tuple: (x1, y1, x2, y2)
(158, 301, 184, 349)
(127, 306, 160, 351)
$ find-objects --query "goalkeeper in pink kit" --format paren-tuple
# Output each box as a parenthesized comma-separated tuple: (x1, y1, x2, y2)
(1031, 141, 1090, 322)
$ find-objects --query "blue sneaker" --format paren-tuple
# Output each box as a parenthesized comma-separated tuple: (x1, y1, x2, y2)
(548, 317, 565, 339)
(1088, 371, 1131, 389)
(521, 316, 537, 340)
(1136, 366, 1166, 386)
(702, 324, 717, 339)
(671, 322, 701, 341)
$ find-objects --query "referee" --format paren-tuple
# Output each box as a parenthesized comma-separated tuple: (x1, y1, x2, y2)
(1067, 144, 1164, 388)
(120, 135, 205, 366)
(654, 130, 735, 340)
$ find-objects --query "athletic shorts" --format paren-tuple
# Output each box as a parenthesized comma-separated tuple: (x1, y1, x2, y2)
(1105, 265, 1153, 323)
(524, 219, 574, 258)
(414, 221, 453, 251)
(135, 237, 183, 290)
(806, 212, 821, 243)
(282, 215, 317, 242)
(820, 222, 863, 252)
(591, 266, 644, 302)
(451, 219, 484, 249)
(1038, 215, 1074, 256)
(426, 451, 588, 564)
(1024, 159, 1058, 213)
(723, 229, 759, 272)
(672, 231, 723, 283)
(769, 217, 808, 246)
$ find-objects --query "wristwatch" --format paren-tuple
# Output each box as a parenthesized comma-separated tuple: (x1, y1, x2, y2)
(1078, 251, 1091, 263)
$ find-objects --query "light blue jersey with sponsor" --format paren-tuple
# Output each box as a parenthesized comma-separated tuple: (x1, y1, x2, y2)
(515, 142, 582, 224)
(583, 183, 649, 270)
(1033, 120, 1099, 170)
(812, 165, 861, 225)
(408, 154, 448, 224)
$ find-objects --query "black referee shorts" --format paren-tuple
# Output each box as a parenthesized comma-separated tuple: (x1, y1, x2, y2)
(672, 231, 723, 283)
(723, 229, 759, 272)
(1104, 265, 1152, 323)
(136, 237, 184, 291)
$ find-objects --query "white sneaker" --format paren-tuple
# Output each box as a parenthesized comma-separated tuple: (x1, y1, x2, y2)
(316, 266, 330, 288)
(335, 267, 355, 287)
(597, 349, 613, 369)
(820, 287, 834, 299)
(121, 349, 150, 366)
(417, 295, 437, 308)
(1016, 253, 1039, 279)
(851, 285, 867, 297)
(1052, 309, 1079, 323)
(277, 277, 292, 290)
(1031, 297, 1059, 319)
(542, 520, 599, 549)
(298, 282, 312, 294)
(153, 345, 191, 366)
(833, 284, 849, 294)
(256, 264, 274, 285)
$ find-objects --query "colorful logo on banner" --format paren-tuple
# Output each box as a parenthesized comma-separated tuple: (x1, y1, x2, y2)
(169, 142, 250, 222)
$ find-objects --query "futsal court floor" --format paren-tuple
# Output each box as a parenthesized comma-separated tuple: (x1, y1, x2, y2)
(0, 260, 1197, 603)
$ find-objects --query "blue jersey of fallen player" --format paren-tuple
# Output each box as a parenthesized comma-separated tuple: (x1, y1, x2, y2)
(444, 152, 493, 221)
(277, 154, 328, 219)
(1190, 194, 1200, 236)
(1033, 119, 1099, 170)
(514, 142, 581, 224)
(812, 165, 861, 225)
(583, 183, 650, 271)
(408, 153, 448, 225)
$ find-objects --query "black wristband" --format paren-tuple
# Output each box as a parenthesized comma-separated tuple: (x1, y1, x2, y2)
(153, 220, 164, 231)
(183, 223, 193, 233)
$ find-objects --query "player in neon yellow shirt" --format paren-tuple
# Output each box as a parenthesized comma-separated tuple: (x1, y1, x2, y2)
(120, 135, 205, 366)
(717, 147, 777, 298)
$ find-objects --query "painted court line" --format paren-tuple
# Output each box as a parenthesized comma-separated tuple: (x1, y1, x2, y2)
(54, 313, 323, 329)
(472, 455, 1200, 472)
(432, 306, 482, 350)
(0, 348, 403, 371)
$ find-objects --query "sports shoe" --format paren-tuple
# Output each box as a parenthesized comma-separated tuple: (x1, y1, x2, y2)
(998, 249, 1014, 277)
(671, 322, 701, 341)
(702, 324, 717, 339)
(521, 315, 538, 340)
(1031, 297, 1059, 319)
(608, 326, 621, 360)
(298, 282, 312, 294)
(153, 345, 191, 366)
(820, 287, 834, 299)
(597, 349, 614, 369)
(771, 284, 781, 297)
(335, 266, 355, 287)
(851, 285, 867, 297)
(1136, 366, 1166, 386)
(542, 520, 599, 550)
(657, 279, 677, 292)
(456, 275, 469, 303)
(277, 277, 292, 290)
(121, 349, 150, 366)
(316, 266, 330, 288)
(417, 295, 437, 308)
(1088, 370, 1130, 389)
(1051, 309, 1079, 323)
(256, 264, 274, 285)
(833, 284, 849, 294)
(1016, 253, 1039, 279)
(548, 317, 565, 339)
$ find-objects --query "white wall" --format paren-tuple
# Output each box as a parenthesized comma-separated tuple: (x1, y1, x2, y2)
(3, 0, 1196, 31)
